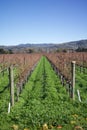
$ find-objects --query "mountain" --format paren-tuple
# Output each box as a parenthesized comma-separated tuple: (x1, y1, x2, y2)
(0, 39, 87, 53)
(57, 40, 87, 50)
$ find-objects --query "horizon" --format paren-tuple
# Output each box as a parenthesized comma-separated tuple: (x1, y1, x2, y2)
(0, 38, 86, 46)
(0, 0, 87, 46)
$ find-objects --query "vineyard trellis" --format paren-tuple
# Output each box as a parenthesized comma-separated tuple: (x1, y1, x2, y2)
(0, 52, 87, 108)
(0, 54, 42, 108)
(0, 53, 87, 129)
(45, 52, 87, 100)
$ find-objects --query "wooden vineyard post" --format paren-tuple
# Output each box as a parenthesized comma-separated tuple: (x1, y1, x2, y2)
(9, 65, 14, 106)
(71, 61, 76, 100)
(24, 57, 26, 66)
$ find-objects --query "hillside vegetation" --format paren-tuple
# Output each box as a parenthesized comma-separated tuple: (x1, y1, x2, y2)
(0, 39, 87, 53)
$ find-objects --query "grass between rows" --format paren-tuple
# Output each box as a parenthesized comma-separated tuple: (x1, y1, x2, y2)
(0, 56, 87, 130)
(76, 66, 87, 101)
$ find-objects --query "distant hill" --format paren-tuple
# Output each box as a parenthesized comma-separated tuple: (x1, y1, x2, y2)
(0, 39, 87, 53)
(57, 40, 87, 50)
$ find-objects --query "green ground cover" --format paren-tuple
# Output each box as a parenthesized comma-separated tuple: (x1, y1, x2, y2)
(0, 67, 20, 117)
(0, 57, 87, 130)
(76, 66, 87, 101)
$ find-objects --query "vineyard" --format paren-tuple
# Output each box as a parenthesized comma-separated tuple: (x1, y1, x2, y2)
(0, 53, 87, 130)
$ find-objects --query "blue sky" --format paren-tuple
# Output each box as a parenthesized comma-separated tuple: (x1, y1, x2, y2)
(0, 0, 87, 45)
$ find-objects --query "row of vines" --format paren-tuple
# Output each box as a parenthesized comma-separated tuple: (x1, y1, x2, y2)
(0, 54, 42, 110)
(45, 52, 87, 101)
(45, 52, 87, 80)
(0, 52, 87, 130)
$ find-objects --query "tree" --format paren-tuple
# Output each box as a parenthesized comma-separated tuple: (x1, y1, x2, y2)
(28, 49, 34, 53)
(8, 49, 13, 54)
(0, 48, 7, 54)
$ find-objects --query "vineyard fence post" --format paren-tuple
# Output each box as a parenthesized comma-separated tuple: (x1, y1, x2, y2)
(71, 61, 76, 100)
(9, 65, 14, 106)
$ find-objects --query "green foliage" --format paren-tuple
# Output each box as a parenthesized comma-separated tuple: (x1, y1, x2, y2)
(0, 48, 8, 54)
(76, 47, 87, 52)
(0, 48, 13, 54)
